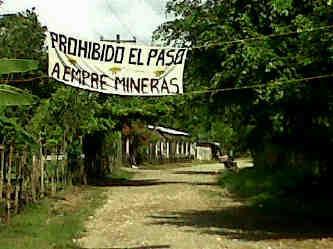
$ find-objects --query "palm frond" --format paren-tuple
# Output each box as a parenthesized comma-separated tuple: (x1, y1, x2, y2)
(0, 59, 39, 75)
(0, 84, 36, 106)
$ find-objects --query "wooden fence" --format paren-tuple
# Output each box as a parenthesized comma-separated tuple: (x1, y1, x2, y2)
(0, 144, 70, 223)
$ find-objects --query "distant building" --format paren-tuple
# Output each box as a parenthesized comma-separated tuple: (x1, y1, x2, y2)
(122, 125, 195, 165)
(146, 125, 195, 161)
(195, 142, 222, 161)
(122, 124, 224, 165)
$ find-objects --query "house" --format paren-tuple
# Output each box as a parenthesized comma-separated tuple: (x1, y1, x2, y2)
(146, 125, 195, 162)
(195, 142, 222, 161)
(122, 124, 195, 165)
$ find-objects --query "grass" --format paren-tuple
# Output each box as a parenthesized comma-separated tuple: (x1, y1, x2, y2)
(216, 166, 333, 248)
(0, 186, 106, 249)
(108, 167, 135, 180)
(219, 166, 333, 219)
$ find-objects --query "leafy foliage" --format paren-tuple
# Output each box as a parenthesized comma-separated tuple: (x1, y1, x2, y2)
(0, 9, 46, 60)
(0, 84, 35, 106)
(0, 59, 38, 74)
(156, 0, 333, 172)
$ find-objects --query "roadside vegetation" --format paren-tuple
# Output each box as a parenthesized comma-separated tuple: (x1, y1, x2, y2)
(1, 0, 333, 246)
(0, 186, 105, 249)
(0, 10, 180, 222)
(156, 0, 333, 221)
(219, 166, 333, 226)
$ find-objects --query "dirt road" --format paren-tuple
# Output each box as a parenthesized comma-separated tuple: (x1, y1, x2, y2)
(77, 163, 333, 249)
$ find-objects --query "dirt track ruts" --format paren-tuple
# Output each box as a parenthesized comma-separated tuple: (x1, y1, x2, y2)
(77, 163, 333, 249)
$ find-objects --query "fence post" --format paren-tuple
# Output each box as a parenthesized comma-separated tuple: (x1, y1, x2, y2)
(6, 144, 14, 223)
(14, 152, 21, 214)
(0, 145, 4, 204)
(39, 135, 45, 198)
(22, 148, 28, 205)
(31, 155, 37, 202)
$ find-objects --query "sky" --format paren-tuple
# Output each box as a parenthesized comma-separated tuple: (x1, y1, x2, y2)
(0, 0, 169, 44)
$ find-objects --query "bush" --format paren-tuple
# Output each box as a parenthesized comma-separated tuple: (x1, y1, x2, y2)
(220, 166, 320, 201)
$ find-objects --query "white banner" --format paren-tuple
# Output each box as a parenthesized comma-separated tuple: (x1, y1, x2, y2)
(47, 32, 187, 96)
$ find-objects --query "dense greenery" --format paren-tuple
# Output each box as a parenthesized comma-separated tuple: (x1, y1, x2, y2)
(0, 9, 180, 203)
(0, 10, 167, 220)
(0, 83, 35, 106)
(1, 0, 333, 221)
(219, 167, 333, 224)
(156, 0, 333, 182)
(0, 187, 105, 249)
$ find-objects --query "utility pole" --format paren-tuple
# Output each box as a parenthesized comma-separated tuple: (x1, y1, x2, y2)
(101, 34, 137, 44)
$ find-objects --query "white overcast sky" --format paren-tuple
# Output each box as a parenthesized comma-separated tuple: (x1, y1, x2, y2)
(0, 0, 169, 44)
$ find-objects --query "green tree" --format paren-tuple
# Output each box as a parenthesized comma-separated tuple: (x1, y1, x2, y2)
(156, 0, 333, 173)
(0, 58, 38, 106)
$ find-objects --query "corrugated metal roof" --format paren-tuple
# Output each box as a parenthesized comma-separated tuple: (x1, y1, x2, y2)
(148, 125, 190, 136)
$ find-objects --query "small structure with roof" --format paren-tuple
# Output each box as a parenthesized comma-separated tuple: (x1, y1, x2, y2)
(195, 141, 222, 161)
(146, 125, 195, 162)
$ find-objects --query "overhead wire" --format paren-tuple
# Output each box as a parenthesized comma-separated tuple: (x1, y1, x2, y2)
(1, 16, 332, 95)
(190, 24, 333, 49)
(105, 0, 144, 43)
(2, 73, 333, 96)
(179, 73, 333, 96)
(0, 75, 48, 84)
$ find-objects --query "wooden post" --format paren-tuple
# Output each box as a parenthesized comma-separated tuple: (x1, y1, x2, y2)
(31, 155, 37, 202)
(6, 144, 14, 222)
(22, 148, 28, 205)
(160, 140, 164, 160)
(56, 152, 59, 191)
(63, 129, 68, 186)
(0, 145, 5, 203)
(166, 141, 170, 160)
(55, 149, 59, 191)
(155, 142, 159, 160)
(51, 175, 55, 196)
(185, 143, 188, 159)
(176, 142, 178, 159)
(40, 140, 45, 198)
(14, 152, 22, 214)
(126, 137, 130, 159)
(56, 166, 59, 191)
(62, 161, 66, 186)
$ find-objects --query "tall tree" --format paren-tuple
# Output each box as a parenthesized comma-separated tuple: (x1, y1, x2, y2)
(155, 0, 333, 171)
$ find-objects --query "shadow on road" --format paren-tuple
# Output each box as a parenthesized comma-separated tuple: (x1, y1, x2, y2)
(79, 246, 170, 249)
(149, 205, 333, 241)
(89, 178, 218, 187)
(173, 170, 221, 175)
